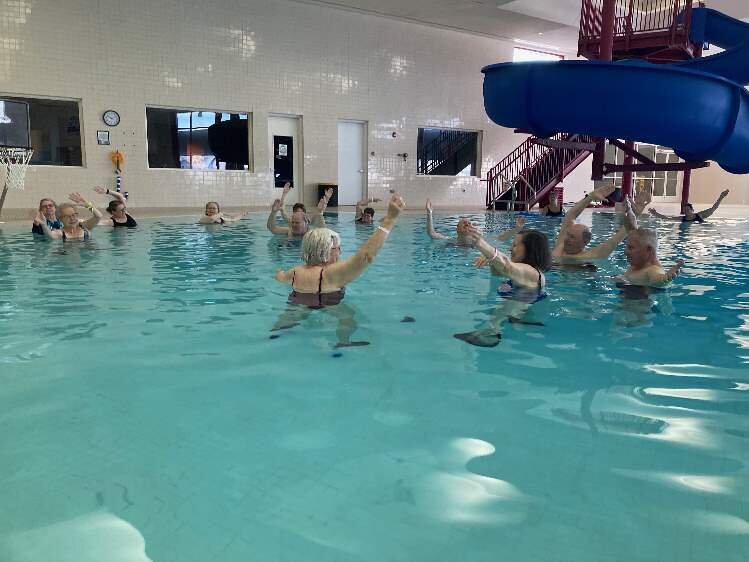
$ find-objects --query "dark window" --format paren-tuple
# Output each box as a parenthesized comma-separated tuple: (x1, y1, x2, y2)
(417, 128, 480, 176)
(0, 97, 82, 166)
(146, 108, 250, 170)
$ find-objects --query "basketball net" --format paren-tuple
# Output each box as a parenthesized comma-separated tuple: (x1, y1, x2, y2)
(0, 147, 33, 219)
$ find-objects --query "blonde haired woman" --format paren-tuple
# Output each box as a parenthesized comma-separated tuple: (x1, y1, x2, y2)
(272, 193, 405, 347)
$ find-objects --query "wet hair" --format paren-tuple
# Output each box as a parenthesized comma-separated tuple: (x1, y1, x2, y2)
(683, 203, 694, 211)
(292, 203, 306, 213)
(301, 228, 341, 265)
(38, 198, 56, 211)
(518, 229, 551, 271)
(363, 207, 375, 216)
(631, 228, 658, 252)
(205, 201, 220, 213)
(106, 200, 125, 214)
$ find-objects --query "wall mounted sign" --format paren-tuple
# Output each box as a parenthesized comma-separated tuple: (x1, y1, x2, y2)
(97, 130, 110, 145)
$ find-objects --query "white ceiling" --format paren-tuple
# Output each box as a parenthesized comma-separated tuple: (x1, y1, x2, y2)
(296, 0, 749, 54)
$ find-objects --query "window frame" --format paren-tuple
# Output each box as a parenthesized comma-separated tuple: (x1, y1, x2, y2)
(415, 126, 483, 178)
(145, 104, 253, 172)
(0, 93, 85, 168)
(512, 47, 564, 62)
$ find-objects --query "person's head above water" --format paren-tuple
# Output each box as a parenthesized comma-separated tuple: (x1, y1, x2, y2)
(205, 201, 220, 216)
(57, 202, 80, 229)
(456, 217, 475, 235)
(301, 227, 341, 265)
(106, 200, 127, 220)
(292, 203, 306, 214)
(290, 210, 309, 236)
(359, 207, 375, 224)
(562, 223, 592, 255)
(38, 198, 57, 220)
(512, 229, 551, 271)
(625, 228, 658, 269)
(681, 202, 697, 220)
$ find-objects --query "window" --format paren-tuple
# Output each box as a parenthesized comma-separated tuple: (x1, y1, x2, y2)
(513, 47, 563, 62)
(0, 96, 82, 166)
(603, 142, 680, 198)
(416, 128, 481, 177)
(146, 108, 250, 170)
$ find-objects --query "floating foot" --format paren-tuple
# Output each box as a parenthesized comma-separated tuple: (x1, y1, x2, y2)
(453, 331, 501, 348)
(270, 322, 300, 332)
(334, 341, 371, 349)
(508, 316, 545, 326)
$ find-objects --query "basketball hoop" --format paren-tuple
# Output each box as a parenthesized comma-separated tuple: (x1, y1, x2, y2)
(0, 146, 33, 219)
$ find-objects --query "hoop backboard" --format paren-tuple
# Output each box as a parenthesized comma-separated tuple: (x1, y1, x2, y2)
(0, 99, 30, 148)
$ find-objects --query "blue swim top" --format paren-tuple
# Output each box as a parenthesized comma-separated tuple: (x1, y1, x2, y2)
(498, 268, 547, 304)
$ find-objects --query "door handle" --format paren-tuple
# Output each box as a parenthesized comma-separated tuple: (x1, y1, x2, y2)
(358, 169, 364, 173)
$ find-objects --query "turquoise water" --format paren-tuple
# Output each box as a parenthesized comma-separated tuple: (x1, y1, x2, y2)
(1, 211, 748, 561)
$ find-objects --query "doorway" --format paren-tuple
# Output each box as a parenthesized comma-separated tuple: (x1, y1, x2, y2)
(268, 115, 302, 205)
(337, 120, 367, 206)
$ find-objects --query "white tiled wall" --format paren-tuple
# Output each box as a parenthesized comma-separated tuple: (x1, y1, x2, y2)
(1, 0, 581, 217)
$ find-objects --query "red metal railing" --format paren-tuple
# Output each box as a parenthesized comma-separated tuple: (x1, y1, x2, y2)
(485, 133, 595, 209)
(579, 0, 693, 59)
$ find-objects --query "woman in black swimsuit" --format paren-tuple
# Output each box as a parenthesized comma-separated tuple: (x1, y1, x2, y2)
(94, 186, 137, 227)
(199, 201, 247, 224)
(540, 190, 565, 217)
(648, 190, 729, 223)
(272, 194, 405, 347)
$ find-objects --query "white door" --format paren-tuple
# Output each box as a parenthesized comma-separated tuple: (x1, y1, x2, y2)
(337, 121, 366, 206)
(268, 115, 302, 205)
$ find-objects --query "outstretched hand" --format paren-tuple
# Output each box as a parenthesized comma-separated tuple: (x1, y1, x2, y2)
(275, 269, 287, 282)
(33, 212, 44, 226)
(93, 186, 108, 195)
(426, 199, 433, 212)
(591, 184, 616, 202)
(623, 197, 638, 231)
(666, 259, 685, 281)
(281, 183, 292, 197)
(463, 223, 483, 246)
(719, 189, 730, 199)
(68, 192, 87, 205)
(324, 187, 334, 200)
(473, 255, 489, 268)
(271, 199, 282, 212)
(386, 193, 406, 218)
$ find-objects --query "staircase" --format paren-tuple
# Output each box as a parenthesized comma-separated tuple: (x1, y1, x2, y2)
(578, 0, 698, 62)
(485, 133, 595, 210)
(417, 129, 476, 176)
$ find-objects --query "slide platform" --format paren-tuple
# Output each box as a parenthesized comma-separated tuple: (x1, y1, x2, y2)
(482, 8, 749, 174)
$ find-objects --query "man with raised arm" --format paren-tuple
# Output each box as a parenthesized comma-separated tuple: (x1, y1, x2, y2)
(267, 185, 332, 237)
(355, 197, 381, 224)
(551, 184, 650, 262)
(649, 189, 729, 223)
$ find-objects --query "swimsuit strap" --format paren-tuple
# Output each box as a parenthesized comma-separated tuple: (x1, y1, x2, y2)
(291, 270, 296, 288)
(318, 268, 325, 294)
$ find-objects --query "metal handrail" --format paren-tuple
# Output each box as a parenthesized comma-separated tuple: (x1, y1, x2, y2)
(417, 129, 474, 175)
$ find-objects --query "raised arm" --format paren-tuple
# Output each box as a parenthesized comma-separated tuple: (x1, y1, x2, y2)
(69, 192, 102, 230)
(648, 259, 685, 286)
(325, 194, 405, 287)
(279, 183, 293, 223)
(587, 194, 647, 259)
(465, 225, 538, 284)
(553, 185, 616, 255)
(696, 189, 729, 219)
(34, 213, 60, 239)
(267, 199, 290, 235)
(426, 199, 448, 240)
(94, 186, 126, 205)
(309, 187, 333, 228)
(495, 216, 525, 241)
(648, 208, 681, 221)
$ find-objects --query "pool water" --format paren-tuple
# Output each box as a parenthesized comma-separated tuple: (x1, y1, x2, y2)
(1, 210, 748, 561)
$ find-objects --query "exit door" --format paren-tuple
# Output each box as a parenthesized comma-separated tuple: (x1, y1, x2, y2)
(337, 121, 367, 206)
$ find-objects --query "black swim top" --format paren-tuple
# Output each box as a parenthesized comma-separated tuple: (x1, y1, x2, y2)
(112, 213, 137, 227)
(32, 218, 63, 235)
(682, 213, 704, 223)
(288, 268, 346, 309)
(61, 225, 90, 241)
(546, 209, 565, 217)
(497, 268, 546, 304)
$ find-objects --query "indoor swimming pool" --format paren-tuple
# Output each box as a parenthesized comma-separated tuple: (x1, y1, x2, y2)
(1, 210, 747, 561)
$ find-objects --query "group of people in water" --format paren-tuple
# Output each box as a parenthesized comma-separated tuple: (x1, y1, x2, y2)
(27, 181, 730, 348)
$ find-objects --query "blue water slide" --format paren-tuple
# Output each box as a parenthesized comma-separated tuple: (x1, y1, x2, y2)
(482, 7, 749, 174)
